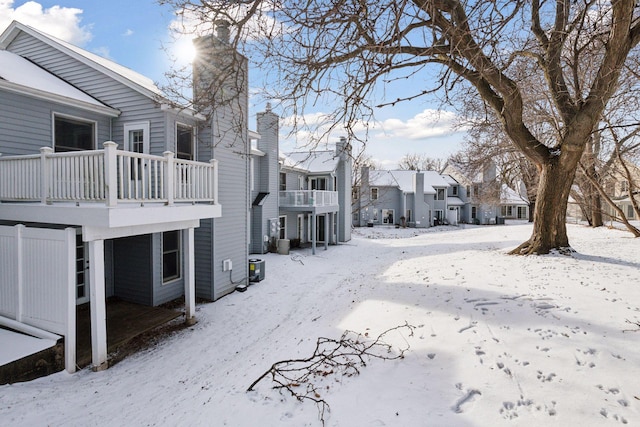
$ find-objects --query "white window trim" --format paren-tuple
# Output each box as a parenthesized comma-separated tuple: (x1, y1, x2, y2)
(162, 230, 182, 284)
(371, 187, 379, 200)
(52, 112, 98, 151)
(176, 122, 195, 160)
(124, 121, 150, 154)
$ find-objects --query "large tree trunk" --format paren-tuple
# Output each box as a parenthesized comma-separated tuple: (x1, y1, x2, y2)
(510, 156, 577, 255)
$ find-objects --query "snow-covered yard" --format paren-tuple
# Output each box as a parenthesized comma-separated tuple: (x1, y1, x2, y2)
(1, 222, 639, 426)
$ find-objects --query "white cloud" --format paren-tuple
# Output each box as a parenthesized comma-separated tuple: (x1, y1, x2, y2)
(0, 1, 92, 45)
(122, 29, 133, 37)
(374, 109, 463, 140)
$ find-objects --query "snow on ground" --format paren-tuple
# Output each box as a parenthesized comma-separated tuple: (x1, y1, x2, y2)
(1, 222, 639, 426)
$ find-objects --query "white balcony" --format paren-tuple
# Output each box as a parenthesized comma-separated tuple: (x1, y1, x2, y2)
(0, 142, 221, 230)
(279, 190, 339, 213)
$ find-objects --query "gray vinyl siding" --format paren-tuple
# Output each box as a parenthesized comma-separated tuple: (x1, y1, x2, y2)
(211, 123, 249, 299)
(112, 234, 152, 305)
(370, 186, 402, 223)
(152, 233, 185, 306)
(195, 218, 214, 300)
(6, 31, 176, 155)
(0, 90, 111, 156)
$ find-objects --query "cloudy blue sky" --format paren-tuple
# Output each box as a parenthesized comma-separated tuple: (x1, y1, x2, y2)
(1, 0, 467, 168)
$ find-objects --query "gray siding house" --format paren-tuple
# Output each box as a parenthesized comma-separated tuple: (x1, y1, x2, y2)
(0, 21, 247, 373)
(353, 167, 459, 227)
(248, 109, 353, 255)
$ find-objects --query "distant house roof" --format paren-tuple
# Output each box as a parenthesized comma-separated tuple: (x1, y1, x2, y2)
(0, 50, 119, 116)
(370, 170, 449, 194)
(447, 197, 465, 206)
(0, 21, 166, 103)
(501, 184, 528, 204)
(283, 151, 340, 174)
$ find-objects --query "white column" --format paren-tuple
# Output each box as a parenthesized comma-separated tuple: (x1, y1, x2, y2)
(324, 213, 329, 251)
(64, 228, 77, 373)
(311, 212, 316, 255)
(183, 227, 196, 325)
(88, 239, 108, 371)
(103, 142, 118, 207)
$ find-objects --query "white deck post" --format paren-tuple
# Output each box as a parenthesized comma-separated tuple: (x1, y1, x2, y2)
(183, 227, 196, 325)
(103, 142, 118, 207)
(209, 158, 218, 204)
(88, 239, 108, 371)
(14, 224, 24, 322)
(164, 151, 175, 205)
(39, 147, 53, 204)
(64, 228, 77, 373)
(311, 212, 317, 255)
(324, 213, 329, 251)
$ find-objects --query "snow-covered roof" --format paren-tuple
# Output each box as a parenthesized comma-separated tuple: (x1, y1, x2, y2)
(501, 184, 529, 204)
(371, 170, 449, 194)
(447, 196, 465, 206)
(369, 170, 400, 187)
(0, 50, 118, 116)
(283, 151, 339, 174)
(442, 174, 459, 185)
(0, 21, 165, 101)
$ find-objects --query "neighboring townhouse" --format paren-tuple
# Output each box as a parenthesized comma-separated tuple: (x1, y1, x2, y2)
(352, 167, 456, 227)
(500, 183, 529, 220)
(276, 138, 352, 255)
(248, 107, 352, 256)
(442, 160, 502, 224)
(603, 160, 640, 221)
(0, 21, 248, 375)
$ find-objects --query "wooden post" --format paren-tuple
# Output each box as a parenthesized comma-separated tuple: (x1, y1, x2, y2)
(164, 151, 175, 205)
(183, 227, 196, 325)
(40, 147, 53, 204)
(103, 142, 118, 207)
(210, 158, 218, 204)
(88, 239, 108, 371)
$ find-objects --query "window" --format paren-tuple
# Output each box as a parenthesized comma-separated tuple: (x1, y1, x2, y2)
(628, 205, 635, 219)
(352, 186, 359, 200)
(436, 188, 445, 200)
(280, 172, 287, 191)
(373, 210, 379, 221)
(405, 209, 412, 222)
(162, 231, 181, 282)
(298, 176, 304, 190)
(371, 187, 379, 200)
(466, 185, 471, 197)
(501, 206, 513, 217)
(471, 206, 477, 219)
(54, 115, 95, 152)
(452, 186, 458, 196)
(621, 180, 629, 193)
(311, 177, 327, 190)
(279, 216, 287, 239)
(176, 124, 194, 160)
(473, 184, 480, 197)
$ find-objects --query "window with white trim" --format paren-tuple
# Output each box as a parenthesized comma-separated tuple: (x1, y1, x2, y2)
(371, 187, 379, 200)
(54, 115, 95, 152)
(176, 124, 194, 160)
(162, 231, 181, 283)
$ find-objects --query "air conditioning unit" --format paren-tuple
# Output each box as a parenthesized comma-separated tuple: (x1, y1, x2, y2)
(249, 259, 265, 282)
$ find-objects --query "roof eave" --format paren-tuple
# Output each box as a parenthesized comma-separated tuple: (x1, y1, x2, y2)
(0, 80, 121, 117)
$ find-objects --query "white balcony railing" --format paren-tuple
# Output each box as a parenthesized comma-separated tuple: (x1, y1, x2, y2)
(279, 190, 338, 208)
(0, 142, 218, 207)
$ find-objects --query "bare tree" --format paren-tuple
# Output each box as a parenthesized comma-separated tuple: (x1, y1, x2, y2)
(160, 1, 640, 254)
(398, 153, 443, 171)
